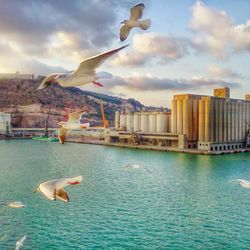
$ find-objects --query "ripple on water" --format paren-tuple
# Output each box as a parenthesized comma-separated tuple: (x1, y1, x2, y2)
(0, 140, 250, 249)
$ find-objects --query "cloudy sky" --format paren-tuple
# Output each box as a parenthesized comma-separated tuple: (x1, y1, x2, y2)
(0, 0, 249, 107)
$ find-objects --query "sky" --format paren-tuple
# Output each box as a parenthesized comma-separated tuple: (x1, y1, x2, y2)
(0, 0, 249, 107)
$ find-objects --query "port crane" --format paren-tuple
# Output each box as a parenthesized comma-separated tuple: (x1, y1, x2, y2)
(100, 100, 109, 128)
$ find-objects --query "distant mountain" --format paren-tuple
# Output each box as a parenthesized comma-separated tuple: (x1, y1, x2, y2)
(0, 79, 165, 128)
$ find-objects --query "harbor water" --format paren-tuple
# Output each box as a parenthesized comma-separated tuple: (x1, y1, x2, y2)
(0, 140, 249, 249)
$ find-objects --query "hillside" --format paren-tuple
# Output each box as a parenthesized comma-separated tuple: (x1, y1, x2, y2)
(0, 79, 159, 128)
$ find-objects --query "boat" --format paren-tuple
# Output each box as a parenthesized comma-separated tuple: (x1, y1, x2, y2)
(32, 120, 59, 142)
(32, 135, 59, 142)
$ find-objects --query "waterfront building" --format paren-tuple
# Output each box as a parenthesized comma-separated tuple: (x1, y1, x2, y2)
(172, 87, 250, 151)
(111, 87, 250, 153)
(0, 112, 11, 133)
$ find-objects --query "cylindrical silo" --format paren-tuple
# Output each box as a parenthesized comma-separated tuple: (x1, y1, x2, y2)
(167, 113, 171, 133)
(140, 113, 149, 132)
(115, 111, 120, 130)
(156, 113, 167, 133)
(133, 113, 141, 132)
(119, 114, 127, 131)
(126, 113, 134, 132)
(148, 113, 157, 133)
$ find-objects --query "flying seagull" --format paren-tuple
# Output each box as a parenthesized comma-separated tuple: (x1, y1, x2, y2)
(120, 3, 151, 42)
(15, 235, 27, 250)
(34, 176, 83, 202)
(231, 179, 250, 189)
(125, 163, 152, 173)
(38, 44, 129, 90)
(58, 110, 89, 144)
(8, 201, 26, 208)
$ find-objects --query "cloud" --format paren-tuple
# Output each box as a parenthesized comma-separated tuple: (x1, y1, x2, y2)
(112, 33, 190, 67)
(190, 1, 250, 58)
(113, 1, 250, 66)
(0, 42, 66, 74)
(103, 74, 240, 91)
(207, 65, 241, 79)
(0, 0, 140, 72)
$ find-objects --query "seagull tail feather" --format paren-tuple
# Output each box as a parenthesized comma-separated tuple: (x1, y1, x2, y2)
(139, 19, 151, 30)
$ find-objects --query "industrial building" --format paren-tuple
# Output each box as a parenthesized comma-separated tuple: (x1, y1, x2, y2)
(0, 112, 11, 133)
(109, 87, 250, 153)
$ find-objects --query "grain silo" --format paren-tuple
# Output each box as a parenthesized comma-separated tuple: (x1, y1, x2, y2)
(119, 114, 127, 130)
(140, 113, 149, 132)
(126, 113, 134, 132)
(133, 113, 141, 132)
(148, 113, 157, 133)
(156, 113, 168, 133)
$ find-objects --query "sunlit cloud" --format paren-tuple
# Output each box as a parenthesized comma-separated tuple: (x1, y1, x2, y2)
(112, 33, 190, 67)
(190, 1, 250, 58)
(103, 74, 240, 91)
(207, 65, 241, 79)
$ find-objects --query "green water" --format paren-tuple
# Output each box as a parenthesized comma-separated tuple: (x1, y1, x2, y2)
(0, 140, 250, 249)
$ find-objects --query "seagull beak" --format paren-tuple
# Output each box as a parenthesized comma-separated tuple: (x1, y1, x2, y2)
(33, 187, 39, 193)
(37, 79, 53, 90)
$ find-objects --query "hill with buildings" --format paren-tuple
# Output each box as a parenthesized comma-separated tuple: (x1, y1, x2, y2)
(0, 79, 164, 128)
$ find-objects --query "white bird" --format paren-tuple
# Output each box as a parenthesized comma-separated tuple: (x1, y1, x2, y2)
(120, 3, 151, 42)
(15, 235, 27, 250)
(34, 176, 83, 202)
(125, 163, 152, 173)
(37, 44, 129, 90)
(58, 110, 89, 144)
(8, 201, 26, 208)
(231, 179, 250, 189)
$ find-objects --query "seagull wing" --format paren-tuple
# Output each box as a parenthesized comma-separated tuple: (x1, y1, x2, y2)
(19, 236, 26, 245)
(39, 183, 56, 201)
(72, 45, 129, 76)
(15, 235, 26, 250)
(58, 127, 68, 144)
(54, 176, 83, 190)
(239, 180, 250, 188)
(120, 24, 132, 42)
(56, 189, 70, 202)
(68, 110, 86, 123)
(130, 3, 145, 21)
(144, 168, 152, 174)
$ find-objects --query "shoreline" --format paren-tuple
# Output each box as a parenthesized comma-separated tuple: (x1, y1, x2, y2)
(67, 138, 250, 155)
(2, 136, 250, 155)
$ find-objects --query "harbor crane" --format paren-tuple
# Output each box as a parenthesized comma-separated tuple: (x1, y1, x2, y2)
(100, 100, 109, 128)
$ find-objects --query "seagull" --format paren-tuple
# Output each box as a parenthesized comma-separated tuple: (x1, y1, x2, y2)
(58, 110, 90, 144)
(125, 163, 152, 173)
(231, 179, 250, 189)
(15, 235, 27, 250)
(34, 176, 83, 202)
(37, 44, 129, 90)
(8, 201, 26, 208)
(120, 3, 151, 42)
